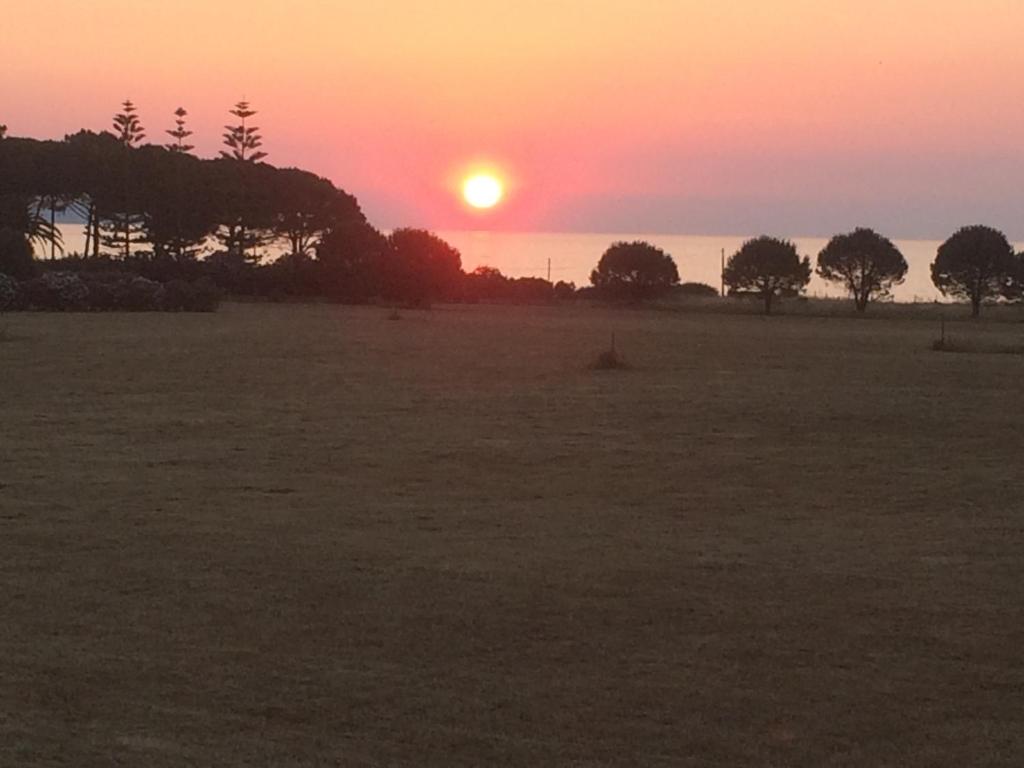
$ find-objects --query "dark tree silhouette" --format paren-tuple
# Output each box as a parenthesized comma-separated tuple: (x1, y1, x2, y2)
(156, 110, 205, 263)
(63, 130, 122, 258)
(218, 101, 269, 259)
(0, 228, 35, 279)
(113, 100, 145, 147)
(931, 225, 1017, 317)
(317, 221, 390, 302)
(102, 100, 147, 259)
(817, 227, 907, 312)
(724, 236, 811, 314)
(272, 169, 341, 257)
(166, 107, 194, 154)
(136, 146, 217, 264)
(0, 128, 402, 302)
(590, 240, 679, 300)
(221, 101, 267, 162)
(385, 228, 463, 305)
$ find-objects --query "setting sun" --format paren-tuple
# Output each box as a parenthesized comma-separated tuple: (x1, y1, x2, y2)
(462, 173, 504, 209)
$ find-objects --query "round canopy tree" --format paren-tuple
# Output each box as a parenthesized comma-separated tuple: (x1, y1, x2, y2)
(724, 236, 811, 315)
(931, 225, 1016, 317)
(385, 228, 463, 305)
(590, 240, 679, 300)
(817, 228, 908, 312)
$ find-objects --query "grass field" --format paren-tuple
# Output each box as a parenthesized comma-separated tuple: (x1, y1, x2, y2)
(2, 302, 1023, 766)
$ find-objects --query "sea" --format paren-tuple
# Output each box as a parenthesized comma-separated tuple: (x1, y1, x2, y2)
(43, 224, 974, 302)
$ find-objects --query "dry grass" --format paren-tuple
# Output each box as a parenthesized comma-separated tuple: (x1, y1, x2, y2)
(931, 337, 1024, 355)
(2, 303, 1024, 766)
(652, 293, 1024, 323)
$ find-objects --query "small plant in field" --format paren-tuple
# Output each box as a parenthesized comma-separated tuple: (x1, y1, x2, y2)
(387, 308, 402, 321)
(591, 332, 628, 370)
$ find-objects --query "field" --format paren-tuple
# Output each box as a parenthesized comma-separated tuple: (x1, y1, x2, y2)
(2, 301, 1023, 766)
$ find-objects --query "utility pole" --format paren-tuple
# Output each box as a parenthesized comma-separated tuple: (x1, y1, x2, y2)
(547, 257, 551, 283)
(721, 248, 726, 297)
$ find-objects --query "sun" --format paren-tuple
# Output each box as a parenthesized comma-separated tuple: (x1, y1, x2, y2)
(462, 173, 504, 209)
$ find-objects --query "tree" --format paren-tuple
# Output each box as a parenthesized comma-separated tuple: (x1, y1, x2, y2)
(102, 100, 147, 258)
(218, 101, 269, 260)
(385, 228, 463, 305)
(136, 146, 217, 266)
(221, 101, 267, 162)
(589, 241, 679, 300)
(317, 221, 389, 302)
(817, 227, 908, 312)
(63, 130, 123, 259)
(0, 228, 35, 279)
(272, 169, 340, 258)
(931, 225, 1017, 317)
(166, 107, 194, 154)
(724, 236, 811, 315)
(113, 100, 145, 147)
(0, 194, 61, 260)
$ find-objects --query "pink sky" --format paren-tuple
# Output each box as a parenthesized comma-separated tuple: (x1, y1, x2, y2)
(4, 1, 1024, 236)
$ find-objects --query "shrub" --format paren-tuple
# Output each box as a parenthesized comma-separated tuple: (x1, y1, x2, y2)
(161, 279, 194, 311)
(0, 273, 17, 311)
(24, 272, 90, 311)
(186, 277, 222, 312)
(77, 271, 128, 311)
(676, 282, 719, 297)
(118, 277, 162, 311)
(553, 280, 577, 300)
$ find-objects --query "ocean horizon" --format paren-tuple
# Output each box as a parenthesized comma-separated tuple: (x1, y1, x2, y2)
(40, 223, 1011, 303)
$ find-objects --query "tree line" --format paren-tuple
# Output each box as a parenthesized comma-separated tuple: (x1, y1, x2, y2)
(2, 106, 1022, 315)
(589, 227, 1024, 316)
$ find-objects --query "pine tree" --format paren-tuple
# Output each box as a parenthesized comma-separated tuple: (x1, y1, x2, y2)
(113, 100, 146, 147)
(221, 101, 267, 162)
(101, 100, 147, 258)
(218, 100, 269, 259)
(166, 107, 194, 154)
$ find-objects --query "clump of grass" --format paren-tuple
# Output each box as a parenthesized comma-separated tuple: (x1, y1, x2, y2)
(591, 332, 628, 370)
(593, 348, 627, 369)
(387, 309, 402, 321)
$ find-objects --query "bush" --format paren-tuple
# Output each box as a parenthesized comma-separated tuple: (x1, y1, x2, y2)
(553, 281, 577, 300)
(118, 276, 162, 311)
(76, 271, 127, 310)
(0, 274, 17, 311)
(184, 278, 222, 312)
(676, 282, 719, 297)
(161, 279, 194, 311)
(168, 278, 225, 312)
(23, 272, 91, 311)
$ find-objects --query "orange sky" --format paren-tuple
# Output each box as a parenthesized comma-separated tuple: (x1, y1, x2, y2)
(4, 1, 1024, 236)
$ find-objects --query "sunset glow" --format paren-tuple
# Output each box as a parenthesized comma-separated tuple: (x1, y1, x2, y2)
(5, 1, 1024, 236)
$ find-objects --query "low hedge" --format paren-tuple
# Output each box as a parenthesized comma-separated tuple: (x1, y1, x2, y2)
(0, 272, 222, 312)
